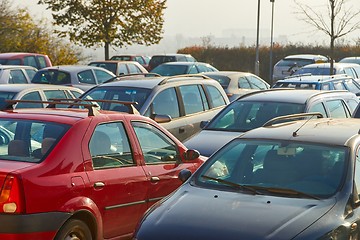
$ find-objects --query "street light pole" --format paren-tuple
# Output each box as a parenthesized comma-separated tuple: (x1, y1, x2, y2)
(255, 0, 260, 76)
(269, 0, 275, 85)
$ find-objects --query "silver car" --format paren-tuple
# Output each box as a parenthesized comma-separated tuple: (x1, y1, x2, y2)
(0, 65, 37, 84)
(31, 65, 115, 91)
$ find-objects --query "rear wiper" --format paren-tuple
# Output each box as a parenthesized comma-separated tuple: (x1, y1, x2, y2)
(201, 175, 262, 195)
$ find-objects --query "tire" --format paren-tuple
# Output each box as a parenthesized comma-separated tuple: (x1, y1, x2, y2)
(55, 219, 92, 240)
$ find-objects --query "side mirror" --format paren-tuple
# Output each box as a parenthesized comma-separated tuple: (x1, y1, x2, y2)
(183, 149, 200, 161)
(200, 121, 209, 129)
(151, 114, 172, 123)
(178, 169, 192, 183)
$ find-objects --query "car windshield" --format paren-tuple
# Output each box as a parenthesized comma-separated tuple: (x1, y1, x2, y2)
(81, 86, 151, 111)
(205, 74, 230, 88)
(151, 65, 189, 76)
(0, 119, 69, 163)
(195, 139, 347, 199)
(206, 101, 305, 132)
(295, 67, 334, 75)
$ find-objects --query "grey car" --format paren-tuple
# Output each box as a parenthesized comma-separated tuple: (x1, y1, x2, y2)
(204, 71, 270, 101)
(80, 74, 229, 142)
(150, 62, 218, 76)
(0, 65, 37, 84)
(184, 89, 359, 157)
(31, 65, 116, 91)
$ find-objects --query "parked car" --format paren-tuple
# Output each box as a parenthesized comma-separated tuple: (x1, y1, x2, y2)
(272, 74, 360, 96)
(79, 74, 229, 142)
(88, 60, 148, 76)
(184, 89, 359, 157)
(110, 54, 151, 70)
(31, 65, 115, 91)
(272, 54, 328, 81)
(339, 56, 360, 65)
(293, 62, 360, 81)
(0, 52, 52, 69)
(0, 84, 84, 109)
(134, 116, 360, 240)
(0, 101, 204, 239)
(204, 71, 270, 101)
(150, 62, 218, 76)
(148, 53, 196, 71)
(0, 65, 37, 84)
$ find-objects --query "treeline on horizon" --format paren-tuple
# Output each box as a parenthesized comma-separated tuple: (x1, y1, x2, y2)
(178, 43, 360, 82)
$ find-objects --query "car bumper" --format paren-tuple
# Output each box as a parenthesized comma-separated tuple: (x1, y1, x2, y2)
(0, 212, 71, 239)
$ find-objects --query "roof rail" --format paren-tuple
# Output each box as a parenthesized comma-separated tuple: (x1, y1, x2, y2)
(49, 98, 140, 115)
(235, 88, 295, 101)
(103, 73, 161, 84)
(5, 99, 100, 116)
(158, 74, 211, 85)
(284, 73, 312, 79)
(263, 112, 324, 127)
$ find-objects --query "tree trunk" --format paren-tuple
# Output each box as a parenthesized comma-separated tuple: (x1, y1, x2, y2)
(104, 42, 110, 60)
(330, 0, 335, 75)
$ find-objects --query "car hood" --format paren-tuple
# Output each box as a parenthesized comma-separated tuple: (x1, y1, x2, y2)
(136, 185, 336, 240)
(183, 130, 242, 157)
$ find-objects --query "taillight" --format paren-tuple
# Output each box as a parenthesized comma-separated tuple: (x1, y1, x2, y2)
(227, 93, 233, 97)
(0, 174, 25, 214)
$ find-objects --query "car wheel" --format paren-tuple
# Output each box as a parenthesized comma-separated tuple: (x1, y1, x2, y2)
(55, 219, 92, 240)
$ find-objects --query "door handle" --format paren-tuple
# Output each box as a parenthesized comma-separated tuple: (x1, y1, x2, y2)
(94, 182, 105, 188)
(150, 176, 160, 183)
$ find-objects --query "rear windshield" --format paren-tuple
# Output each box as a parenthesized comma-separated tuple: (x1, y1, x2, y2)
(89, 62, 117, 75)
(151, 65, 188, 76)
(273, 82, 317, 89)
(0, 59, 22, 65)
(0, 119, 69, 163)
(32, 70, 71, 84)
(276, 59, 314, 67)
(205, 74, 231, 88)
(81, 86, 151, 112)
(206, 101, 305, 132)
(110, 56, 132, 61)
(294, 67, 334, 75)
(0, 92, 17, 109)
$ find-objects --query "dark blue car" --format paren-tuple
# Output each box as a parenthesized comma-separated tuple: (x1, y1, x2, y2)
(133, 116, 360, 239)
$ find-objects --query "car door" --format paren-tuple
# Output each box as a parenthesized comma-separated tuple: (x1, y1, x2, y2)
(130, 121, 196, 208)
(84, 120, 148, 239)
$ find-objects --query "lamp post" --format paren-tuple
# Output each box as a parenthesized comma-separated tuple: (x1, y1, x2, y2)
(255, 0, 260, 76)
(269, 0, 275, 84)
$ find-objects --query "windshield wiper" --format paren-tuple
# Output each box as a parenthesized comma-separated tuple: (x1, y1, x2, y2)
(252, 186, 320, 200)
(201, 175, 262, 195)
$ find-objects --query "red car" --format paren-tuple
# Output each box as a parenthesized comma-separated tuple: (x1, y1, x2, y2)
(0, 102, 204, 239)
(0, 52, 52, 69)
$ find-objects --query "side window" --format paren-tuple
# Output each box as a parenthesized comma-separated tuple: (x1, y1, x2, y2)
(205, 85, 226, 108)
(346, 99, 359, 113)
(17, 91, 43, 108)
(118, 64, 128, 75)
(94, 69, 113, 84)
(321, 83, 331, 90)
(238, 77, 251, 89)
(344, 68, 357, 79)
(24, 56, 38, 68)
(132, 121, 179, 164)
(89, 122, 134, 169)
(9, 70, 28, 83)
(70, 90, 82, 98)
(308, 102, 328, 117)
(128, 63, 141, 73)
(344, 80, 360, 93)
(36, 56, 47, 69)
(188, 65, 198, 74)
(135, 57, 145, 65)
(179, 85, 204, 115)
(43, 90, 68, 107)
(197, 65, 208, 73)
(25, 69, 37, 80)
(333, 81, 346, 90)
(325, 100, 348, 118)
(78, 70, 96, 84)
(248, 76, 268, 90)
(150, 88, 180, 118)
(355, 147, 360, 200)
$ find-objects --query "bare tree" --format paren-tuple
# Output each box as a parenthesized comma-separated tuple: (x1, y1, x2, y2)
(294, 0, 360, 74)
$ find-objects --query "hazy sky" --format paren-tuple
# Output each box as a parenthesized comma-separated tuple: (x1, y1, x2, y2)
(12, 0, 360, 47)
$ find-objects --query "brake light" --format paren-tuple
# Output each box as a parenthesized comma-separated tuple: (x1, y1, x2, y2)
(0, 174, 25, 214)
(227, 93, 233, 97)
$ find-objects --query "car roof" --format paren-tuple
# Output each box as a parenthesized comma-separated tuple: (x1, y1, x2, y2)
(0, 84, 83, 92)
(159, 62, 208, 66)
(0, 52, 48, 58)
(302, 62, 360, 68)
(204, 71, 252, 77)
(151, 53, 192, 57)
(241, 117, 360, 146)
(283, 54, 328, 60)
(89, 60, 139, 64)
(40, 65, 109, 72)
(276, 74, 352, 83)
(237, 89, 354, 104)
(99, 75, 213, 89)
(0, 65, 37, 70)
